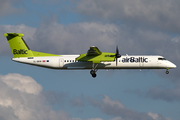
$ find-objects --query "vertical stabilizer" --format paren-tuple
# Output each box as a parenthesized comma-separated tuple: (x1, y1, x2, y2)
(4, 33, 34, 58)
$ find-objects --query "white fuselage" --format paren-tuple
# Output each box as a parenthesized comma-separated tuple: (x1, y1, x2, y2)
(12, 55, 176, 70)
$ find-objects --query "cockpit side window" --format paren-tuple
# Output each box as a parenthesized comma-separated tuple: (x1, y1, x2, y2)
(158, 58, 166, 60)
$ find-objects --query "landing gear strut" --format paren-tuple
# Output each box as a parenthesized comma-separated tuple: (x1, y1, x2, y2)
(166, 68, 169, 74)
(90, 63, 98, 78)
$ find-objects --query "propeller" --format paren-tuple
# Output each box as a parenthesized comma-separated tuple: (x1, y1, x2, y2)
(115, 46, 121, 66)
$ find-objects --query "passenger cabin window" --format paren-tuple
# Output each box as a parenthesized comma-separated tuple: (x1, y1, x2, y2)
(158, 58, 166, 60)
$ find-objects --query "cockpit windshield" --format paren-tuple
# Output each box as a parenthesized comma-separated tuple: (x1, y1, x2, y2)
(158, 58, 166, 60)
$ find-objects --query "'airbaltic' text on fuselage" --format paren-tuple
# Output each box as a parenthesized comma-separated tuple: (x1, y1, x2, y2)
(13, 49, 28, 55)
(122, 57, 148, 63)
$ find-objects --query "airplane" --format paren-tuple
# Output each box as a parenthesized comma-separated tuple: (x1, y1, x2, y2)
(4, 33, 176, 78)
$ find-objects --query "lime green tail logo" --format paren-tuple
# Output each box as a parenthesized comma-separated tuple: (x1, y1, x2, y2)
(4, 33, 60, 58)
(13, 49, 28, 55)
(4, 33, 34, 58)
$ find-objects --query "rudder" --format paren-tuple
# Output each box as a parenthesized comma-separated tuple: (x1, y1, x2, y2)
(4, 33, 34, 58)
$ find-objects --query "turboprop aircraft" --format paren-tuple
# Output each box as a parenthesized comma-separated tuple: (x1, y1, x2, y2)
(4, 33, 176, 78)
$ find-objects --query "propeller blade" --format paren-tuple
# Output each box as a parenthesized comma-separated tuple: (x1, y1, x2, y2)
(116, 57, 117, 66)
(115, 46, 121, 66)
(116, 46, 119, 53)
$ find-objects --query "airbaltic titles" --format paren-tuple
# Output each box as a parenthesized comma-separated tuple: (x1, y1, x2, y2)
(13, 49, 28, 55)
(122, 57, 148, 63)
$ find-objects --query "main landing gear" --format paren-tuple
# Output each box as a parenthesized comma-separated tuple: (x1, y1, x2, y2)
(90, 63, 98, 78)
(166, 68, 169, 74)
(90, 70, 97, 78)
(89, 46, 121, 78)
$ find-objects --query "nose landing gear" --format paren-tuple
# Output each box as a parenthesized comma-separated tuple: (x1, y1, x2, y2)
(166, 68, 169, 74)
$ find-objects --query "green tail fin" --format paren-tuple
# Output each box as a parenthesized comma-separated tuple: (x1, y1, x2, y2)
(4, 33, 34, 58)
(4, 33, 60, 58)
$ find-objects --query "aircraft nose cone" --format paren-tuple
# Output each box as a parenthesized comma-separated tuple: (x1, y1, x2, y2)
(170, 63, 176, 68)
(172, 63, 177, 68)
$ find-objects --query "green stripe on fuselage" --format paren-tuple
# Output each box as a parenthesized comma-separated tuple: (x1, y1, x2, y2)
(32, 51, 60, 57)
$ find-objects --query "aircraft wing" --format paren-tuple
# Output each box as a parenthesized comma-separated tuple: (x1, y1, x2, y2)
(87, 46, 102, 56)
(76, 46, 116, 63)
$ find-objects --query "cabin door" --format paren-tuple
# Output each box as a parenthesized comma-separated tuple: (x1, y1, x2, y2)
(59, 58, 64, 67)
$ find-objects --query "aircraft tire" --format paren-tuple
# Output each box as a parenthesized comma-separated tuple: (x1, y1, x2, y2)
(166, 71, 169, 74)
(92, 73, 97, 78)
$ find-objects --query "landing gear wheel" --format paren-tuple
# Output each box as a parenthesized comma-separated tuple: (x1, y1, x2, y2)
(92, 73, 97, 78)
(90, 70, 97, 78)
(166, 71, 169, 74)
